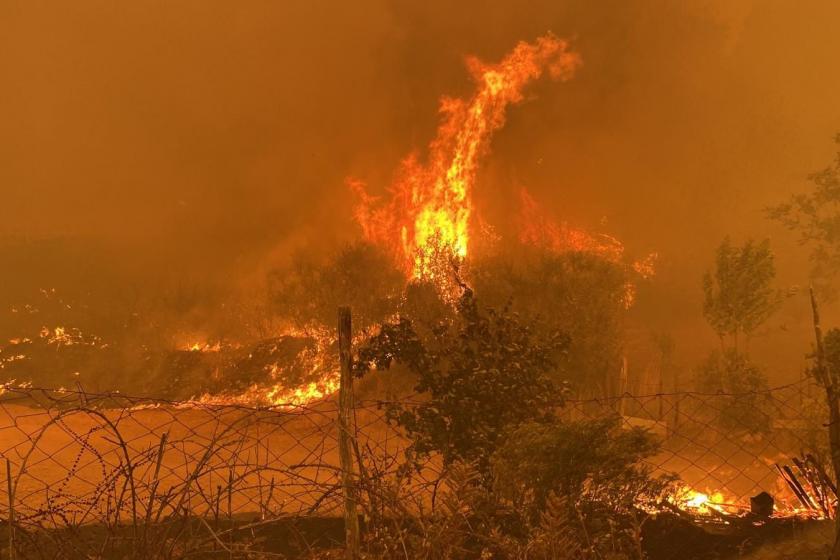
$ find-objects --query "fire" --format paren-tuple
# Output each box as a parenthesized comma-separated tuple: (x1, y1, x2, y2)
(519, 189, 626, 261)
(265, 374, 340, 408)
(184, 341, 223, 353)
(38, 326, 105, 348)
(352, 35, 581, 285)
(191, 323, 355, 408)
(668, 484, 830, 520)
(674, 487, 731, 516)
(518, 188, 658, 306)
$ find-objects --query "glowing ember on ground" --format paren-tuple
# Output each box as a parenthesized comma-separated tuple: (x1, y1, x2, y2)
(184, 341, 223, 353)
(191, 324, 357, 408)
(352, 35, 581, 288)
(667, 484, 830, 520)
(39, 326, 106, 348)
(673, 487, 732, 516)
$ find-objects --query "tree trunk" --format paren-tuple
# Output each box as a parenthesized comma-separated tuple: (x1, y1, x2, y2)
(808, 289, 840, 559)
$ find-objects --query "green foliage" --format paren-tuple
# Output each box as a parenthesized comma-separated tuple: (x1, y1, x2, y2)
(268, 242, 404, 330)
(398, 279, 455, 329)
(769, 134, 840, 296)
(489, 417, 673, 558)
(355, 288, 569, 478)
(522, 493, 584, 560)
(492, 417, 673, 517)
(695, 349, 772, 434)
(470, 250, 628, 396)
(357, 462, 632, 560)
(702, 237, 780, 350)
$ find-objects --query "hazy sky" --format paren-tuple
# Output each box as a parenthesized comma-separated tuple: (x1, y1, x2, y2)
(3, 1, 840, 373)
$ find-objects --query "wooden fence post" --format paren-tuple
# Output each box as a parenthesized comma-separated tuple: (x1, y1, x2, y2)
(5, 458, 14, 560)
(338, 307, 359, 559)
(809, 288, 840, 560)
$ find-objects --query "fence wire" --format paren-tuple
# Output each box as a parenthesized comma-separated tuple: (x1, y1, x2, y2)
(566, 381, 829, 511)
(0, 381, 830, 557)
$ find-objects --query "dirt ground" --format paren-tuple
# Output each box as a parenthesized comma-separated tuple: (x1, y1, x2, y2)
(0, 400, 407, 524)
(0, 397, 816, 529)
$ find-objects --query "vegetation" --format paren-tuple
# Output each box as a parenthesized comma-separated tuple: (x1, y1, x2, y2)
(694, 349, 771, 434)
(268, 242, 405, 331)
(351, 287, 675, 560)
(770, 135, 840, 297)
(492, 416, 672, 517)
(355, 288, 568, 478)
(471, 250, 628, 397)
(702, 237, 780, 352)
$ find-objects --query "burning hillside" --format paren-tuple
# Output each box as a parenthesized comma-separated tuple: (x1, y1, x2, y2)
(0, 35, 658, 410)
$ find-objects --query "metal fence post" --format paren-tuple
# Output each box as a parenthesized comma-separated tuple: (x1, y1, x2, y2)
(338, 307, 359, 559)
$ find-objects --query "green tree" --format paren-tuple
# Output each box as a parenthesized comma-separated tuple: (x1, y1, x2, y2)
(702, 237, 780, 352)
(267, 242, 404, 331)
(470, 250, 628, 398)
(770, 134, 840, 297)
(355, 288, 569, 479)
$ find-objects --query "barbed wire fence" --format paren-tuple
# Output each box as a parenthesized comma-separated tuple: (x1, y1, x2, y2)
(0, 375, 832, 558)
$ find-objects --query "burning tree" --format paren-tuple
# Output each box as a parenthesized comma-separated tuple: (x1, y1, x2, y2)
(351, 34, 581, 293)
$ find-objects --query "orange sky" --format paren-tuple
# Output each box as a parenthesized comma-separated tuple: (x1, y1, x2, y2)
(2, 0, 840, 377)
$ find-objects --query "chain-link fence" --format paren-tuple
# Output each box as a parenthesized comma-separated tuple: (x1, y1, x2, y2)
(566, 381, 830, 515)
(0, 381, 831, 557)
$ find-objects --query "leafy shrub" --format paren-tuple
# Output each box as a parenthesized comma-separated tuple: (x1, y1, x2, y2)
(492, 416, 671, 515)
(355, 288, 569, 479)
(471, 250, 628, 396)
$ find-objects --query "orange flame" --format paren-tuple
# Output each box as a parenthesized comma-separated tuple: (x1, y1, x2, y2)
(352, 35, 581, 284)
(517, 188, 658, 306)
(668, 484, 829, 520)
(672, 487, 733, 516)
(518, 189, 626, 262)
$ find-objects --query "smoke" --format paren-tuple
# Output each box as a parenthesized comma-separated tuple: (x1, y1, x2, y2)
(2, 0, 840, 377)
